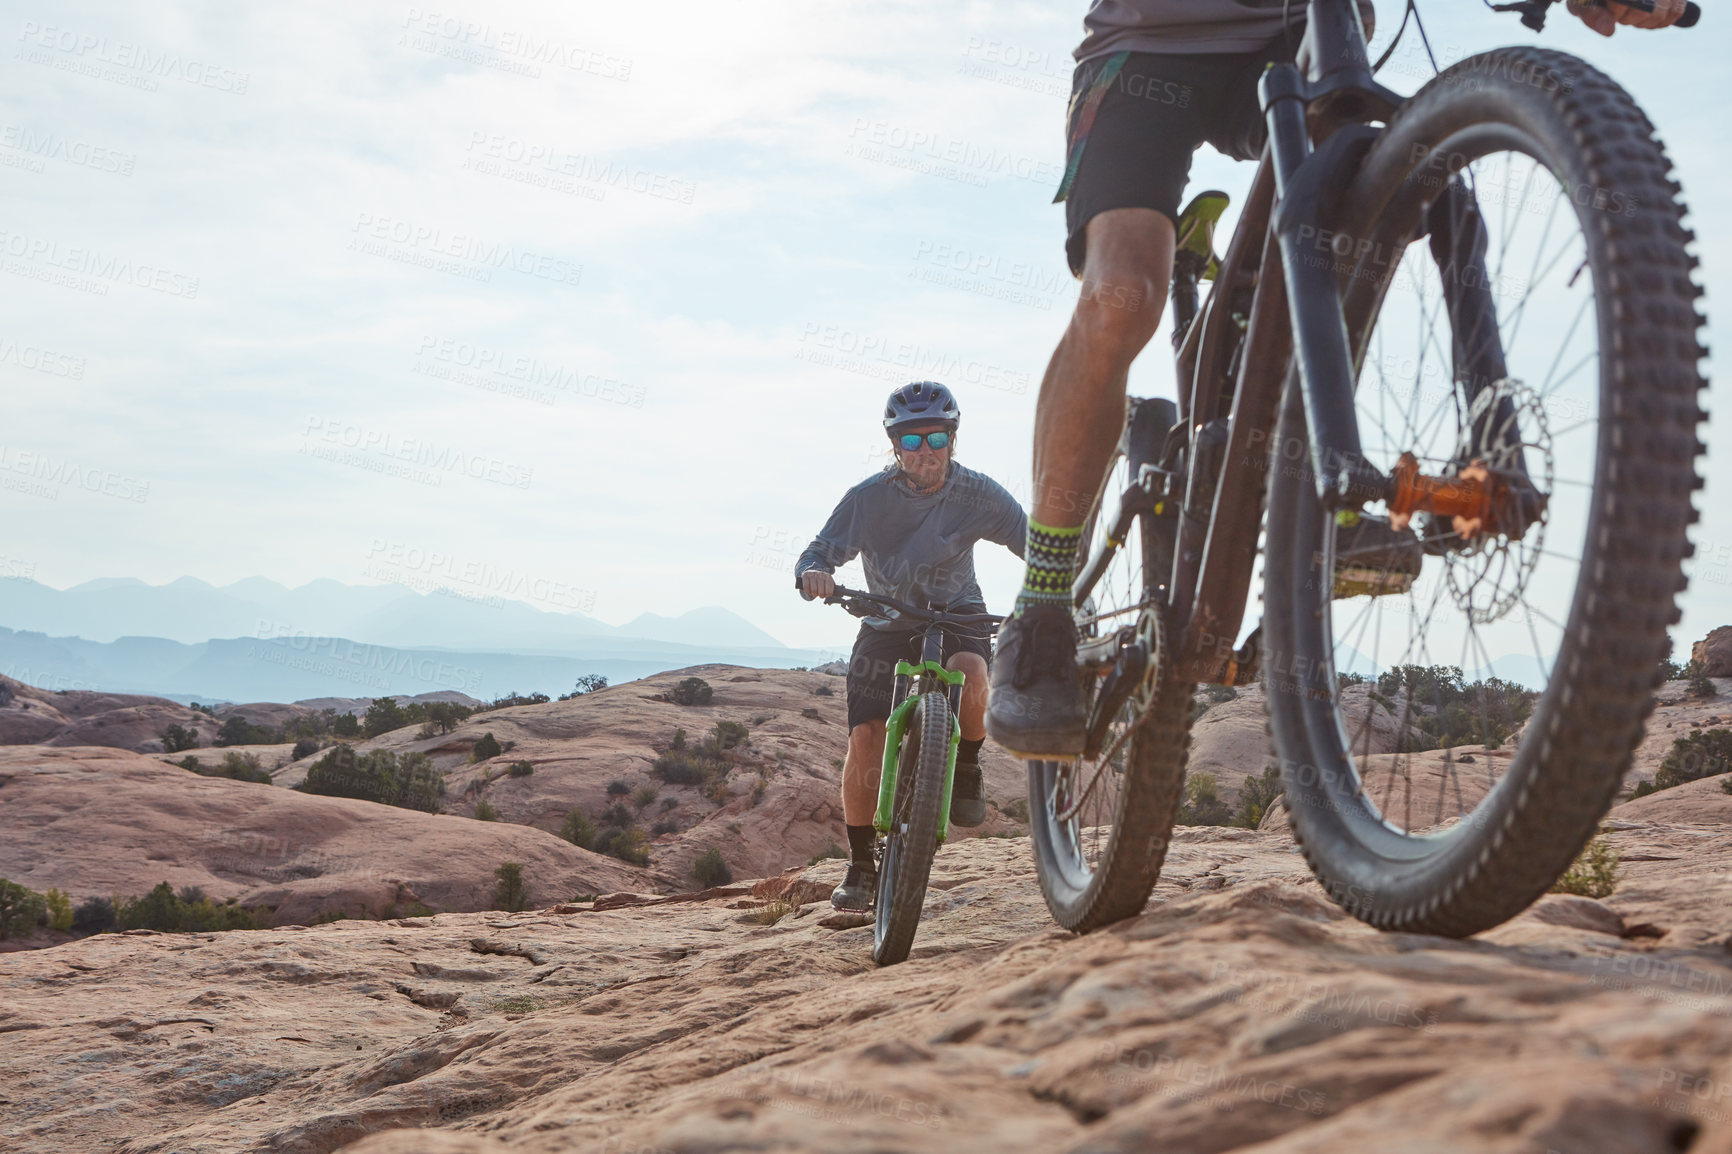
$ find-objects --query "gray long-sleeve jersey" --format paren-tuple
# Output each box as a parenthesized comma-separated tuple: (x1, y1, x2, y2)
(795, 464, 1027, 630)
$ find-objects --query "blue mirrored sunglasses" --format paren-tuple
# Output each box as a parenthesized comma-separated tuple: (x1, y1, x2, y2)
(896, 431, 951, 451)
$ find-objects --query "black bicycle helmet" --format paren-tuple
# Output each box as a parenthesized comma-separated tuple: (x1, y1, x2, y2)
(882, 381, 960, 434)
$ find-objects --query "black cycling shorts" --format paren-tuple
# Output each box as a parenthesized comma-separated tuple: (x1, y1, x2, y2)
(1059, 37, 1295, 276)
(845, 623, 992, 731)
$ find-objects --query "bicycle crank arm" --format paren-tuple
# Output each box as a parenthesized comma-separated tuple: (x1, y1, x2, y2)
(1082, 636, 1148, 760)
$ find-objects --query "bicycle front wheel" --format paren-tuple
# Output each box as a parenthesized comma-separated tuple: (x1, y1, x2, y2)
(1264, 48, 1704, 936)
(873, 690, 950, 965)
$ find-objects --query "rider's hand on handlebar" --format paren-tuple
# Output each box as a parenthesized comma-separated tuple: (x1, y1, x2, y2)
(1567, 0, 1687, 35)
(800, 570, 836, 601)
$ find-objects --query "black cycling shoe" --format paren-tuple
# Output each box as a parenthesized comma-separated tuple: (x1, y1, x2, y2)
(949, 759, 987, 827)
(1332, 514, 1423, 598)
(986, 604, 1087, 757)
(830, 860, 877, 912)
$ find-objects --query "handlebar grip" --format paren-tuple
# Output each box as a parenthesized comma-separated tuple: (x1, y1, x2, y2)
(1679, 2, 1700, 27)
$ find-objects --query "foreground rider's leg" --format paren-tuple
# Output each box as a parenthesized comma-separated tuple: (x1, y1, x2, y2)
(947, 651, 990, 827)
(841, 719, 887, 827)
(833, 719, 886, 911)
(987, 208, 1176, 757)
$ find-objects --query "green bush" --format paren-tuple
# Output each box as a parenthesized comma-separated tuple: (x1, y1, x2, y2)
(116, 882, 268, 933)
(507, 760, 535, 778)
(1174, 772, 1233, 827)
(812, 685, 834, 697)
(474, 798, 499, 821)
(161, 723, 201, 753)
(714, 720, 749, 750)
(362, 697, 407, 738)
(1684, 659, 1717, 699)
(600, 801, 634, 827)
(692, 847, 732, 888)
(633, 784, 659, 808)
(493, 863, 530, 912)
(333, 713, 361, 737)
(559, 808, 596, 850)
(485, 691, 550, 711)
(1552, 838, 1620, 898)
(652, 820, 679, 836)
(72, 896, 116, 935)
(0, 879, 47, 940)
(1233, 765, 1283, 829)
(299, 746, 445, 813)
(1655, 728, 1732, 791)
(470, 732, 503, 763)
(669, 677, 714, 706)
(1374, 665, 1538, 751)
(606, 778, 630, 797)
(661, 797, 679, 811)
(801, 707, 821, 720)
(44, 888, 73, 932)
(216, 715, 280, 747)
(291, 738, 322, 761)
(807, 841, 846, 866)
(596, 825, 650, 866)
(177, 751, 271, 785)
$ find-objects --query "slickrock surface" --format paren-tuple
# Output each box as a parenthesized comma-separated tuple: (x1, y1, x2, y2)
(272, 666, 1029, 891)
(0, 673, 224, 752)
(3, 819, 1729, 1154)
(0, 746, 645, 925)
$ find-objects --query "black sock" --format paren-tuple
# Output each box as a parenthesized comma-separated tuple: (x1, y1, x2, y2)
(958, 737, 984, 766)
(846, 824, 875, 865)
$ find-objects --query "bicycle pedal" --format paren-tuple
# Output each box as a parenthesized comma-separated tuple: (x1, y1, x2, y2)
(1332, 567, 1417, 598)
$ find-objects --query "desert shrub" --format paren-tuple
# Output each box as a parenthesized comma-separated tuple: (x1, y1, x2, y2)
(178, 751, 271, 784)
(0, 879, 47, 940)
(362, 697, 407, 738)
(633, 784, 658, 808)
(801, 707, 821, 720)
(493, 863, 529, 912)
(1654, 729, 1732, 791)
(1233, 765, 1283, 829)
(417, 723, 439, 740)
(1658, 656, 1686, 682)
(72, 896, 116, 935)
(599, 825, 651, 866)
(606, 779, 630, 797)
(600, 801, 634, 828)
(470, 732, 503, 763)
(559, 674, 609, 700)
(188, 701, 217, 717)
(422, 701, 472, 734)
(751, 713, 773, 726)
(1724, 777, 1732, 795)
(507, 760, 535, 778)
(669, 677, 713, 706)
(714, 720, 749, 750)
(311, 910, 349, 924)
(660, 797, 679, 811)
(746, 900, 792, 926)
(671, 727, 687, 750)
(1552, 838, 1621, 898)
(1684, 659, 1717, 699)
(1374, 665, 1538, 751)
(693, 847, 732, 888)
(1174, 772, 1233, 827)
(299, 746, 445, 813)
(651, 820, 679, 836)
(474, 799, 499, 822)
(291, 738, 322, 760)
(216, 715, 280, 747)
(161, 723, 201, 753)
(485, 691, 550, 710)
(812, 685, 834, 697)
(116, 882, 266, 933)
(808, 841, 846, 865)
(332, 713, 361, 737)
(1002, 797, 1030, 824)
(559, 808, 596, 850)
(752, 777, 767, 805)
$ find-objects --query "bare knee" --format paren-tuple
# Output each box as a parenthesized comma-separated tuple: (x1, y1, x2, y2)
(848, 721, 886, 759)
(1071, 208, 1174, 358)
(945, 652, 988, 685)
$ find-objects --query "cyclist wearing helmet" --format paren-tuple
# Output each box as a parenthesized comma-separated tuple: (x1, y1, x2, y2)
(986, 0, 1687, 756)
(797, 382, 1027, 910)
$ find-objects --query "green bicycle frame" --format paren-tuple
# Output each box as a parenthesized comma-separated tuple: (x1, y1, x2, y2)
(874, 659, 964, 843)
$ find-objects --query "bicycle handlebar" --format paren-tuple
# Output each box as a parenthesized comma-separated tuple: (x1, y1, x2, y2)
(822, 585, 1005, 627)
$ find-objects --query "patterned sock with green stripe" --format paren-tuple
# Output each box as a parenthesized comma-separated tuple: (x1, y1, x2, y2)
(1015, 519, 1083, 614)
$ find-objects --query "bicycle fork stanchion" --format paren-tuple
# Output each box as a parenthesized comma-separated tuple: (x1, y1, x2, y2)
(874, 661, 966, 844)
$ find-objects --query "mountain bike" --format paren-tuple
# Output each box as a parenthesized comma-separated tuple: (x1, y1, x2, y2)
(1029, 0, 1706, 936)
(824, 587, 1003, 964)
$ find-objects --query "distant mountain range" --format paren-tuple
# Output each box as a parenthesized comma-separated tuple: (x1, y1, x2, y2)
(0, 577, 840, 702)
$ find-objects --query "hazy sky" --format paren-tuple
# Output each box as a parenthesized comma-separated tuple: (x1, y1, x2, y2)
(2, 1, 1725, 652)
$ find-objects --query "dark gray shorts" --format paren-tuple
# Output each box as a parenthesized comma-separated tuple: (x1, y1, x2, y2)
(1059, 38, 1295, 276)
(845, 623, 992, 731)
